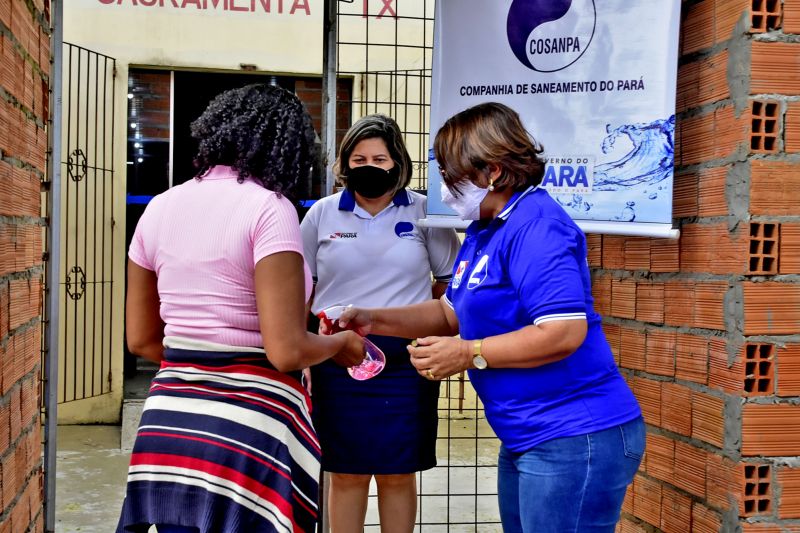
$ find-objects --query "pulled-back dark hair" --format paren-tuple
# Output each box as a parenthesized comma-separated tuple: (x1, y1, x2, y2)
(434, 102, 545, 194)
(191, 83, 316, 203)
(333, 114, 413, 194)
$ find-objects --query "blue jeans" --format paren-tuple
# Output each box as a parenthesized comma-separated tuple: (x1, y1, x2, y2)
(497, 417, 645, 533)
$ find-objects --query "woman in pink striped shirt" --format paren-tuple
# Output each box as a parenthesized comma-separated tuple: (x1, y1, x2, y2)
(117, 84, 364, 533)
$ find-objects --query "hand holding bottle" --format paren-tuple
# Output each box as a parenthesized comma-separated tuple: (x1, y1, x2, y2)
(318, 305, 385, 380)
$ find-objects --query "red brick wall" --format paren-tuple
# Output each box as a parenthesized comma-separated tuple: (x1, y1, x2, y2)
(294, 77, 353, 146)
(605, 1, 800, 531)
(294, 77, 352, 197)
(0, 0, 48, 531)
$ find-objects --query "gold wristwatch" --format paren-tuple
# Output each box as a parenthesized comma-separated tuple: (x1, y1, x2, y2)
(472, 339, 488, 369)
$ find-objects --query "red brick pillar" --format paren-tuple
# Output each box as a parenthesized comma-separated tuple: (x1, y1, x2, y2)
(597, 1, 800, 531)
(0, 0, 49, 531)
(294, 78, 353, 150)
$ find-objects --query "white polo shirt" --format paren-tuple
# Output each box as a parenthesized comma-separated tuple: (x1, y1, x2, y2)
(301, 189, 461, 314)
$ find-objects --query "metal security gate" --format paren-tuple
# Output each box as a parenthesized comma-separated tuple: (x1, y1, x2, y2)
(58, 42, 116, 404)
(334, 0, 435, 191)
(324, 1, 502, 530)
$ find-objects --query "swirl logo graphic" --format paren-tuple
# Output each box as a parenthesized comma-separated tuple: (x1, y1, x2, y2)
(507, 0, 596, 72)
(394, 221, 415, 239)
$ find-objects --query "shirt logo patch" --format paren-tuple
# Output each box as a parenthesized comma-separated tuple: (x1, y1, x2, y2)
(467, 255, 489, 289)
(452, 260, 469, 289)
(329, 232, 358, 239)
(394, 221, 415, 239)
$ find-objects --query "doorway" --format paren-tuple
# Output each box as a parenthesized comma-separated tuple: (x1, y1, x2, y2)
(123, 68, 351, 397)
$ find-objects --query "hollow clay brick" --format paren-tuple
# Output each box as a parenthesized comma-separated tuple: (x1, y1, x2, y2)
(779, 224, 800, 274)
(777, 344, 800, 397)
(751, 160, 800, 216)
(751, 42, 800, 95)
(742, 282, 800, 335)
(691, 391, 725, 448)
(786, 0, 800, 33)
(777, 468, 800, 519)
(743, 404, 800, 456)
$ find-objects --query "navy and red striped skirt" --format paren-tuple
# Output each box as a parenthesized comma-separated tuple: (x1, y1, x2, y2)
(116, 348, 320, 533)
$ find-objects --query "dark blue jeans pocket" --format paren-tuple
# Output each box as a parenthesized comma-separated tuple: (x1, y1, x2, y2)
(619, 417, 646, 461)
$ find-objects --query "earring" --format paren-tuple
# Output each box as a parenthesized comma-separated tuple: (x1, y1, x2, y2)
(488, 179, 495, 192)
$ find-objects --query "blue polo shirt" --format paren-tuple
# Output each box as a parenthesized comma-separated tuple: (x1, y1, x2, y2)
(444, 186, 641, 452)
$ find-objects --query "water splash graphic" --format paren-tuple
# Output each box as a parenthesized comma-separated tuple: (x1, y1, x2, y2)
(557, 194, 592, 212)
(617, 201, 636, 222)
(555, 115, 675, 222)
(594, 115, 674, 191)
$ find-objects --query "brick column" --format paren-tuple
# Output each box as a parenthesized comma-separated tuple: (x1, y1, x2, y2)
(598, 1, 800, 531)
(0, 0, 49, 531)
(294, 78, 353, 148)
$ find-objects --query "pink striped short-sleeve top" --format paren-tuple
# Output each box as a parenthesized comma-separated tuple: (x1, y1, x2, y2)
(128, 165, 313, 348)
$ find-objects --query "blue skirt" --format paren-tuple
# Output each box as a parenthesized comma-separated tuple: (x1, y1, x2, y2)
(116, 349, 320, 533)
(310, 335, 440, 474)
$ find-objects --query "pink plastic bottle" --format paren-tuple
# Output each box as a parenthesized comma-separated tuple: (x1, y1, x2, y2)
(317, 305, 386, 380)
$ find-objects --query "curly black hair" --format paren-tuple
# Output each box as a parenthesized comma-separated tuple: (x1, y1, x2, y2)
(190, 83, 316, 203)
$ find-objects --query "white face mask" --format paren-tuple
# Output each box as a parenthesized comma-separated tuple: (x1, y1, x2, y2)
(441, 180, 490, 220)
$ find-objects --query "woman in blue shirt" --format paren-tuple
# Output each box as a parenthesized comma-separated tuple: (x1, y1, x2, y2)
(329, 102, 644, 533)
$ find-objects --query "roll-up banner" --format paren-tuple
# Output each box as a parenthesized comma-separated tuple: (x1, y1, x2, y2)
(422, 0, 681, 238)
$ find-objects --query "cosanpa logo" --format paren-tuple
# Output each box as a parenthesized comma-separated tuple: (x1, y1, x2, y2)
(394, 221, 415, 239)
(507, 0, 596, 73)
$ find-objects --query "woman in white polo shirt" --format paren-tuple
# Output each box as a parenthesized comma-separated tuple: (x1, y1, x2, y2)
(300, 114, 460, 533)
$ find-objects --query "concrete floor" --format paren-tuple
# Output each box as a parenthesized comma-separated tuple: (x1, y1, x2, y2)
(55, 414, 502, 532)
(55, 425, 134, 533)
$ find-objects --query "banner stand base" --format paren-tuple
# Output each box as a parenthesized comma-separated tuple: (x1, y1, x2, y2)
(417, 217, 680, 239)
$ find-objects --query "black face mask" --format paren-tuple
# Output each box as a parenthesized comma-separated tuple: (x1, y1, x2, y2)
(346, 165, 400, 198)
